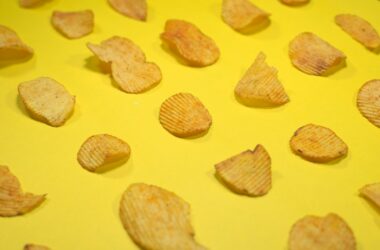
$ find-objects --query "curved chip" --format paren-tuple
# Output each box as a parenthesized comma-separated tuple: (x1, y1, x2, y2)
(77, 134, 131, 172)
(159, 93, 212, 138)
(161, 19, 220, 67)
(108, 0, 147, 21)
(357, 79, 380, 128)
(289, 213, 356, 250)
(0, 166, 45, 217)
(234, 52, 289, 106)
(280, 0, 309, 6)
(51, 10, 94, 39)
(0, 25, 33, 60)
(18, 77, 75, 127)
(19, 0, 48, 8)
(335, 14, 380, 51)
(360, 182, 380, 208)
(290, 124, 348, 163)
(24, 244, 50, 250)
(215, 145, 271, 196)
(289, 32, 346, 76)
(120, 183, 206, 250)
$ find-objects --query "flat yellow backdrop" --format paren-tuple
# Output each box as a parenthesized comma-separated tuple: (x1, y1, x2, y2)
(1, 0, 380, 249)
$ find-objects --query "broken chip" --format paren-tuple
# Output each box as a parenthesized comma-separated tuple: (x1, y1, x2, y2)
(357, 79, 380, 128)
(0, 166, 45, 217)
(159, 93, 212, 138)
(335, 14, 380, 51)
(215, 145, 271, 196)
(280, 0, 309, 6)
(161, 19, 220, 67)
(51, 10, 94, 39)
(289, 32, 346, 76)
(108, 0, 147, 21)
(19, 0, 48, 8)
(120, 183, 206, 250)
(24, 244, 51, 250)
(234, 52, 289, 106)
(290, 124, 348, 163)
(289, 213, 356, 250)
(0, 25, 33, 60)
(77, 134, 131, 172)
(360, 182, 380, 208)
(18, 77, 75, 127)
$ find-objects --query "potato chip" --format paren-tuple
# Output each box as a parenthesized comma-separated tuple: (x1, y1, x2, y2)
(234, 52, 289, 106)
(290, 124, 348, 163)
(215, 145, 271, 196)
(335, 14, 380, 51)
(18, 77, 75, 127)
(24, 244, 50, 250)
(280, 0, 309, 6)
(108, 0, 147, 21)
(360, 182, 380, 208)
(289, 32, 346, 76)
(357, 79, 380, 128)
(0, 166, 45, 217)
(161, 19, 220, 67)
(19, 0, 47, 8)
(289, 213, 356, 250)
(159, 93, 212, 138)
(77, 134, 131, 172)
(51, 10, 94, 39)
(0, 25, 33, 60)
(120, 183, 206, 250)
(222, 0, 270, 31)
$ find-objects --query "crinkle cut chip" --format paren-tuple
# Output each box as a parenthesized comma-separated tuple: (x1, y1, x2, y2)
(24, 244, 51, 250)
(0, 25, 33, 60)
(280, 0, 309, 6)
(19, 0, 48, 8)
(51, 10, 94, 39)
(108, 0, 147, 21)
(357, 79, 380, 128)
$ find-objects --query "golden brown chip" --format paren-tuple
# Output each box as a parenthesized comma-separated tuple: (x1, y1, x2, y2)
(280, 0, 309, 6)
(0, 25, 33, 60)
(289, 213, 356, 250)
(360, 182, 380, 208)
(161, 19, 220, 67)
(289, 32, 346, 76)
(234, 52, 289, 106)
(77, 134, 131, 172)
(120, 183, 206, 250)
(0, 166, 46, 217)
(335, 14, 380, 51)
(290, 124, 348, 163)
(51, 10, 94, 39)
(357, 79, 380, 128)
(18, 77, 75, 127)
(215, 145, 271, 196)
(24, 244, 51, 250)
(159, 93, 212, 138)
(19, 0, 48, 8)
(108, 0, 147, 21)
(222, 0, 270, 31)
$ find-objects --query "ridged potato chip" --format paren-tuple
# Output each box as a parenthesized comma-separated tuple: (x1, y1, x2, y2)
(0, 166, 45, 217)
(24, 244, 50, 250)
(77, 134, 131, 172)
(280, 0, 309, 6)
(18, 77, 75, 127)
(0, 25, 33, 60)
(120, 183, 206, 250)
(234, 52, 289, 106)
(360, 182, 380, 208)
(19, 0, 48, 8)
(161, 19, 220, 67)
(335, 14, 380, 51)
(290, 124, 348, 163)
(51, 10, 94, 39)
(357, 80, 380, 128)
(159, 93, 212, 138)
(289, 32, 346, 76)
(289, 213, 356, 250)
(108, 0, 147, 21)
(215, 145, 271, 196)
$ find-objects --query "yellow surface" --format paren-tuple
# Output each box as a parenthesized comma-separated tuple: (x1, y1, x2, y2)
(1, 0, 380, 249)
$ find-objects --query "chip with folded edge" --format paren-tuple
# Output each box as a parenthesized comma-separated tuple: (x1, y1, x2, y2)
(24, 244, 51, 250)
(108, 0, 147, 21)
(51, 10, 94, 39)
(280, 0, 309, 6)
(357, 79, 380, 128)
(360, 182, 380, 208)
(0, 25, 33, 60)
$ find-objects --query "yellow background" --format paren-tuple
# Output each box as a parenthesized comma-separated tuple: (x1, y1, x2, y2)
(1, 0, 380, 249)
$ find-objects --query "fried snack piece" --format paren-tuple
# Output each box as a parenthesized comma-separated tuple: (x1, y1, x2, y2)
(51, 10, 94, 39)
(222, 0, 270, 31)
(335, 14, 380, 51)
(0, 166, 45, 217)
(357, 80, 380, 128)
(120, 183, 206, 250)
(161, 19, 220, 67)
(289, 32, 346, 76)
(0, 25, 33, 60)
(19, 0, 48, 8)
(215, 145, 271, 196)
(159, 93, 212, 138)
(289, 213, 356, 250)
(77, 134, 131, 172)
(18, 77, 75, 127)
(24, 244, 51, 250)
(280, 0, 309, 6)
(360, 183, 380, 208)
(234, 52, 289, 106)
(108, 0, 147, 21)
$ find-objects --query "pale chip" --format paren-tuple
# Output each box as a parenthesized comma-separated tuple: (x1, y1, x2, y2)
(0, 166, 45, 217)
(360, 182, 380, 208)
(215, 145, 271, 196)
(335, 14, 380, 51)
(51, 10, 94, 39)
(0, 25, 33, 60)
(18, 77, 75, 127)
(24, 244, 51, 250)
(77, 134, 131, 172)
(289, 32, 346, 76)
(159, 93, 212, 138)
(161, 19, 220, 67)
(357, 79, 380, 128)
(234, 52, 289, 106)
(19, 0, 48, 8)
(290, 124, 348, 163)
(120, 183, 206, 250)
(108, 0, 147, 21)
(280, 0, 309, 6)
